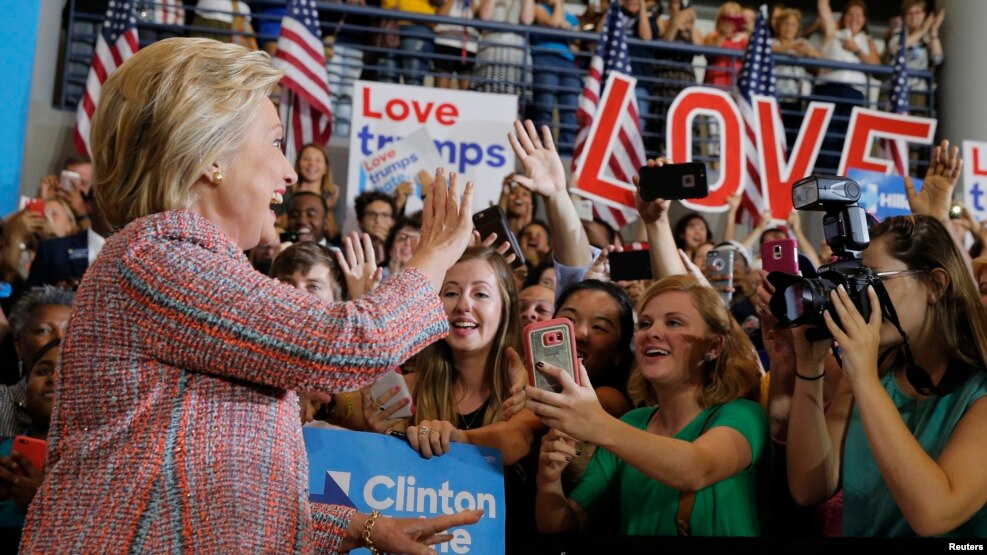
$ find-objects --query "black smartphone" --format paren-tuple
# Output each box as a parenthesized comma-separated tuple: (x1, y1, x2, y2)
(608, 250, 653, 282)
(472, 205, 526, 269)
(639, 162, 708, 201)
(387, 430, 408, 441)
(280, 231, 300, 243)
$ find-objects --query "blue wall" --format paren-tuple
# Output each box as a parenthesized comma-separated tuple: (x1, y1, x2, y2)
(0, 2, 42, 215)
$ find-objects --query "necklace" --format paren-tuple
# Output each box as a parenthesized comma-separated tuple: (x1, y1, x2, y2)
(458, 398, 489, 430)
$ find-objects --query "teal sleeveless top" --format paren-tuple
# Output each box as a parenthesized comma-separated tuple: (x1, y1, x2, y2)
(843, 365, 987, 537)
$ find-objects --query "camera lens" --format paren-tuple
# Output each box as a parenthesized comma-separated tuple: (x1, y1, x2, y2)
(783, 283, 805, 321)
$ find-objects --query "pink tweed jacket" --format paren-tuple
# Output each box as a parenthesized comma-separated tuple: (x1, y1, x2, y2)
(21, 210, 448, 553)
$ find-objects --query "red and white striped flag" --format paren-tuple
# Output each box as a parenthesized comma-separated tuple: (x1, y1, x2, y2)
(274, 0, 333, 162)
(75, 0, 139, 157)
(880, 24, 910, 175)
(733, 5, 778, 224)
(571, 0, 644, 231)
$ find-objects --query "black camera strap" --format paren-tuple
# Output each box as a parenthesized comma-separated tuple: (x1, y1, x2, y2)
(871, 280, 971, 397)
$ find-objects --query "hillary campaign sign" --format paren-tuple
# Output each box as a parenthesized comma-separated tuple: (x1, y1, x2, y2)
(304, 427, 505, 554)
(848, 169, 924, 221)
(346, 81, 516, 232)
(358, 127, 444, 217)
(962, 141, 987, 223)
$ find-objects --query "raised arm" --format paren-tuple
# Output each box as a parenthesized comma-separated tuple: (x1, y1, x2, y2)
(633, 158, 687, 279)
(120, 171, 473, 393)
(507, 120, 593, 268)
(822, 284, 987, 536)
(817, 0, 837, 42)
(527, 364, 766, 493)
(739, 211, 774, 254)
(121, 242, 446, 393)
(520, 0, 536, 26)
(723, 192, 741, 242)
(637, 6, 653, 41)
(785, 327, 852, 506)
(787, 211, 821, 268)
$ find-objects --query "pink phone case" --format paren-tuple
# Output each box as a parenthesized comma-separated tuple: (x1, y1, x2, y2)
(762, 238, 799, 275)
(523, 318, 580, 393)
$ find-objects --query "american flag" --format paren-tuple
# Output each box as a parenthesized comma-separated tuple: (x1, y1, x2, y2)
(274, 0, 333, 162)
(880, 25, 910, 175)
(733, 5, 778, 225)
(572, 0, 645, 231)
(75, 0, 139, 157)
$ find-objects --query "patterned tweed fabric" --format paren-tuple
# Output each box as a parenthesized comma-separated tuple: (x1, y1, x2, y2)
(21, 210, 448, 553)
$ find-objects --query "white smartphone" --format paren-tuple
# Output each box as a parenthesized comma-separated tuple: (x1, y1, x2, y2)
(60, 170, 81, 192)
(574, 198, 595, 222)
(369, 369, 414, 419)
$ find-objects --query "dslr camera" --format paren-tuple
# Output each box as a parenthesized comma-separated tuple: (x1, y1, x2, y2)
(767, 176, 875, 341)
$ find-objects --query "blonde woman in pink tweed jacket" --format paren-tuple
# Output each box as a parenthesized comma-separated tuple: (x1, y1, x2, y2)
(21, 38, 480, 554)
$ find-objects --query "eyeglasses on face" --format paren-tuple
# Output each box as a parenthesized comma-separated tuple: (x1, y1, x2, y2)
(873, 268, 928, 281)
(362, 211, 393, 221)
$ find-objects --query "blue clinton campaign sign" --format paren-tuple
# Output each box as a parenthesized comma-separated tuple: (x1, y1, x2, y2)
(304, 428, 505, 554)
(848, 169, 924, 221)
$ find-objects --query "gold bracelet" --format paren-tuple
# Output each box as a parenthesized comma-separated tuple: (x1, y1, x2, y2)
(362, 510, 382, 555)
(337, 392, 353, 424)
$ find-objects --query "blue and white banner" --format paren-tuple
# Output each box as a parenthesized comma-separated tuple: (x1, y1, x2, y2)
(304, 428, 504, 554)
(962, 140, 987, 223)
(849, 168, 924, 222)
(344, 81, 517, 234)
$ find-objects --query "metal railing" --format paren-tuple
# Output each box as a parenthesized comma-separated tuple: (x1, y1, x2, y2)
(60, 1, 936, 175)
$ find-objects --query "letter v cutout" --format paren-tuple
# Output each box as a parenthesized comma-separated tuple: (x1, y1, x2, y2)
(752, 95, 834, 218)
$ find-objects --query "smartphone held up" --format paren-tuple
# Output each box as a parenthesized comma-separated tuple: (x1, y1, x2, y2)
(12, 436, 47, 476)
(639, 162, 708, 201)
(706, 248, 734, 305)
(523, 318, 579, 393)
(472, 205, 526, 268)
(59, 170, 81, 192)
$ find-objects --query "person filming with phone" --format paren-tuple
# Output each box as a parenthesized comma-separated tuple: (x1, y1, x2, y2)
(21, 38, 481, 554)
(527, 275, 766, 536)
(0, 338, 60, 544)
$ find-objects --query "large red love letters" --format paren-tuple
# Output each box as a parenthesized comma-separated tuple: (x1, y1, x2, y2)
(573, 84, 938, 219)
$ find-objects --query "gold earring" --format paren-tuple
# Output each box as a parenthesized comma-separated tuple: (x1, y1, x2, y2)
(213, 171, 223, 184)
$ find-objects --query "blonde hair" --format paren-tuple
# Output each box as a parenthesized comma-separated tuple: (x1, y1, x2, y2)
(627, 275, 761, 408)
(295, 143, 336, 196)
(715, 1, 744, 25)
(412, 248, 522, 427)
(91, 37, 283, 228)
(42, 197, 78, 235)
(772, 8, 803, 34)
